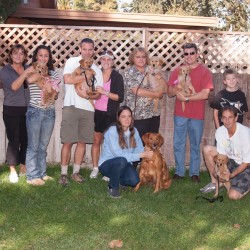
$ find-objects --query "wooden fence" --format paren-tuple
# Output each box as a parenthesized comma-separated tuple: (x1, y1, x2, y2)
(0, 24, 250, 168)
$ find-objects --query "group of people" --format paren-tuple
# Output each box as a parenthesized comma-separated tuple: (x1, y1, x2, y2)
(0, 39, 249, 200)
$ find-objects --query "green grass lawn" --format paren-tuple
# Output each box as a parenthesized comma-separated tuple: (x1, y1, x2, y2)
(0, 164, 250, 250)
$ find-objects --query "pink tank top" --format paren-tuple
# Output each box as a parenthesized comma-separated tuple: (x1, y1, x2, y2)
(95, 79, 111, 111)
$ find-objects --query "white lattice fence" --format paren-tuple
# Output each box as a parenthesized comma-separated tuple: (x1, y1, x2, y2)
(1, 25, 249, 73)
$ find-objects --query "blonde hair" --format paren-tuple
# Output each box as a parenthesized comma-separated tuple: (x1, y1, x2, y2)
(128, 47, 149, 65)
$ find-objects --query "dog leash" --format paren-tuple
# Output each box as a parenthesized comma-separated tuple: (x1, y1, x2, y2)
(196, 174, 223, 203)
(134, 72, 147, 116)
(83, 71, 96, 92)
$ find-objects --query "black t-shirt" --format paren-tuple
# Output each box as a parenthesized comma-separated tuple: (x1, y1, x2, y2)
(210, 88, 248, 125)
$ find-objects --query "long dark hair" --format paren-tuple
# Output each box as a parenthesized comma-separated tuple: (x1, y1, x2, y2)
(32, 45, 54, 71)
(8, 44, 27, 65)
(116, 106, 136, 149)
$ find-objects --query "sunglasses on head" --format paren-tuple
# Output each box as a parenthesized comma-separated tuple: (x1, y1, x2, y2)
(184, 52, 196, 56)
(100, 50, 113, 56)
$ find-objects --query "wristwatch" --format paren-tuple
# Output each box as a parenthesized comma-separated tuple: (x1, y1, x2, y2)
(185, 97, 189, 103)
(105, 91, 109, 96)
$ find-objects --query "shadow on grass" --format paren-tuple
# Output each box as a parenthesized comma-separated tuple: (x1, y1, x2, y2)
(0, 165, 250, 250)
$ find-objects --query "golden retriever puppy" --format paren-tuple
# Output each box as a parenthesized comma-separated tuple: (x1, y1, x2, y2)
(27, 61, 59, 107)
(176, 65, 196, 111)
(214, 154, 231, 197)
(134, 133, 172, 193)
(146, 56, 167, 112)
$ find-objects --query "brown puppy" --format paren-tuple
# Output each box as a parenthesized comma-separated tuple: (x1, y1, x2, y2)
(176, 65, 196, 111)
(72, 58, 96, 92)
(134, 133, 172, 193)
(27, 61, 59, 107)
(214, 154, 231, 197)
(147, 56, 167, 112)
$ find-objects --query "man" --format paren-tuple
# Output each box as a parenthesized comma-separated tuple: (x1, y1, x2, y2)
(202, 106, 250, 200)
(168, 43, 213, 182)
(59, 38, 103, 185)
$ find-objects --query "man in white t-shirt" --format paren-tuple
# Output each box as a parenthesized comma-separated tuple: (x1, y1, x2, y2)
(202, 106, 250, 200)
(59, 38, 103, 185)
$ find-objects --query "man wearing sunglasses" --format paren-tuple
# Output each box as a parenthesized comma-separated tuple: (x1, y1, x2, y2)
(167, 43, 213, 183)
(59, 38, 103, 186)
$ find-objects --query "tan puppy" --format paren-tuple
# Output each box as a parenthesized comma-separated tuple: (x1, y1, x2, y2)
(214, 154, 231, 197)
(72, 58, 97, 106)
(134, 133, 172, 193)
(147, 56, 167, 112)
(176, 65, 196, 111)
(27, 61, 59, 107)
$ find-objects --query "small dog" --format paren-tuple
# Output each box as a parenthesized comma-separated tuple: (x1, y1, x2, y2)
(146, 56, 167, 112)
(27, 61, 59, 107)
(214, 154, 231, 197)
(134, 133, 172, 193)
(72, 58, 96, 93)
(176, 65, 195, 111)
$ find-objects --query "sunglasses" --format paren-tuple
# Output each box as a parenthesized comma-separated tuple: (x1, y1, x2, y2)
(100, 50, 114, 56)
(184, 52, 196, 56)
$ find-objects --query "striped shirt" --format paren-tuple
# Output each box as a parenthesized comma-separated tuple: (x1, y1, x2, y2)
(29, 70, 60, 109)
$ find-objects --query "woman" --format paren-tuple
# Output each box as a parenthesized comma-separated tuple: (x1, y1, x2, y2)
(15, 45, 60, 186)
(98, 106, 153, 198)
(0, 44, 30, 183)
(90, 49, 124, 179)
(122, 47, 164, 138)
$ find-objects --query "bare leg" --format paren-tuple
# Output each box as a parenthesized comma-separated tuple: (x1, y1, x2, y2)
(61, 142, 73, 166)
(74, 141, 86, 165)
(9, 165, 17, 174)
(92, 132, 103, 168)
(203, 145, 218, 183)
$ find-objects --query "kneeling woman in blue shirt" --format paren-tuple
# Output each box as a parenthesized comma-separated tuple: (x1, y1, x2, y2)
(99, 105, 153, 198)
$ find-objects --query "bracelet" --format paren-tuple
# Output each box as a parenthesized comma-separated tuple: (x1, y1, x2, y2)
(105, 91, 109, 96)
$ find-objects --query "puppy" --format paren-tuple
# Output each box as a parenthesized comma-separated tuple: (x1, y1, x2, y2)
(146, 56, 167, 112)
(27, 62, 59, 107)
(176, 65, 196, 111)
(72, 58, 96, 92)
(134, 133, 172, 193)
(214, 154, 231, 197)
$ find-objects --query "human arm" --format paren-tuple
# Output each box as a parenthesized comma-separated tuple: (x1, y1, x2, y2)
(96, 86, 119, 101)
(227, 163, 250, 180)
(11, 66, 34, 91)
(213, 109, 220, 129)
(131, 86, 163, 99)
(176, 88, 210, 102)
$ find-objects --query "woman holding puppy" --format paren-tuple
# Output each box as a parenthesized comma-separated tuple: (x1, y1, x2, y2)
(13, 45, 60, 186)
(98, 105, 153, 198)
(122, 47, 164, 138)
(89, 49, 124, 179)
(0, 44, 29, 183)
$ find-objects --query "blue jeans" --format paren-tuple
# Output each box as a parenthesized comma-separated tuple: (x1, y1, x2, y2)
(174, 116, 204, 177)
(99, 157, 140, 189)
(26, 106, 55, 180)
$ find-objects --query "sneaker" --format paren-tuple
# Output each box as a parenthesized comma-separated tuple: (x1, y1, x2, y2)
(90, 167, 99, 179)
(42, 175, 54, 181)
(59, 175, 68, 186)
(200, 182, 216, 193)
(108, 188, 121, 199)
(27, 178, 45, 186)
(9, 172, 19, 183)
(102, 176, 110, 182)
(71, 172, 85, 183)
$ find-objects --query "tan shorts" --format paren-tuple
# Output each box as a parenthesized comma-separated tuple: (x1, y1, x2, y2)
(60, 106, 94, 144)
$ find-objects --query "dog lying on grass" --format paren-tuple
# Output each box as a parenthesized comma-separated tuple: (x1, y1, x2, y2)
(134, 132, 172, 193)
(214, 154, 231, 197)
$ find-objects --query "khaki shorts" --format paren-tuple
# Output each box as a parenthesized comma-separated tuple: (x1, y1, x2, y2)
(60, 106, 94, 144)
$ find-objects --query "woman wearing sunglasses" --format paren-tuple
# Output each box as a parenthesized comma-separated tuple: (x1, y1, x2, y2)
(89, 49, 124, 179)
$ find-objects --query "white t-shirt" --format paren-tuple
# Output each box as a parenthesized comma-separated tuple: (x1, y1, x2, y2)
(63, 56, 103, 111)
(216, 122, 250, 164)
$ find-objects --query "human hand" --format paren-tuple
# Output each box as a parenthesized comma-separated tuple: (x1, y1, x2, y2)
(141, 150, 154, 159)
(176, 91, 186, 102)
(96, 86, 105, 95)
